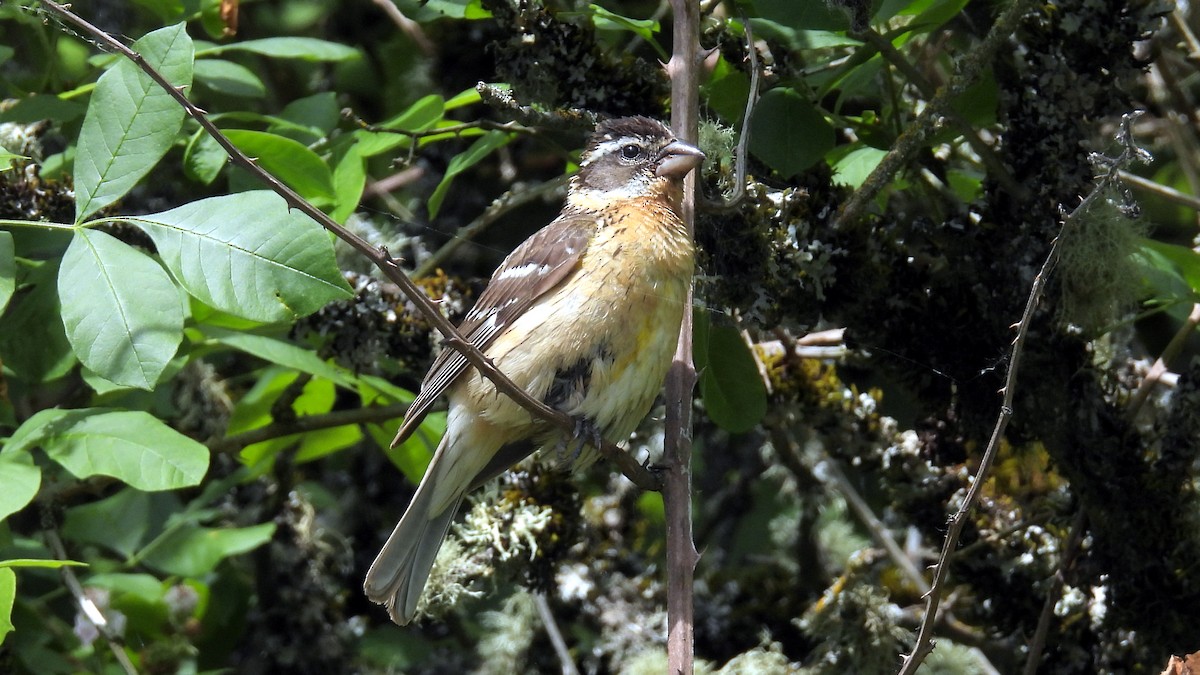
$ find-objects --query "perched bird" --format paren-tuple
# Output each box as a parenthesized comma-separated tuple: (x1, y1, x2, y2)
(364, 116, 704, 625)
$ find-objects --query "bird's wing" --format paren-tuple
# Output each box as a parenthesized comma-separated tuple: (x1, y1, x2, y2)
(390, 212, 597, 447)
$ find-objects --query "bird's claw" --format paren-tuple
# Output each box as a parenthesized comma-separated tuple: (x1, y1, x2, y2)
(554, 417, 603, 467)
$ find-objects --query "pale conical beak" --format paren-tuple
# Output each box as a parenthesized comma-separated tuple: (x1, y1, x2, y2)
(655, 140, 705, 178)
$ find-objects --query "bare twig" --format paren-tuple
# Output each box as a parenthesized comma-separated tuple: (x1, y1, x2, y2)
(413, 175, 569, 278)
(836, 0, 1036, 230)
(1127, 302, 1200, 418)
(1021, 510, 1088, 675)
(39, 0, 662, 493)
(534, 593, 581, 675)
(665, 0, 703, 671)
(811, 446, 929, 594)
(699, 11, 759, 212)
(1117, 170, 1200, 212)
(206, 403, 412, 455)
(897, 112, 1148, 673)
(368, 0, 435, 55)
(44, 528, 138, 675)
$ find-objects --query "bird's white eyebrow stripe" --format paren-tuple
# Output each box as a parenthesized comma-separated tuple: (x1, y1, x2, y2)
(497, 262, 551, 279)
(582, 138, 641, 165)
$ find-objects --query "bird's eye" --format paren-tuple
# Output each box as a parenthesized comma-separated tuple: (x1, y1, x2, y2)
(620, 143, 643, 160)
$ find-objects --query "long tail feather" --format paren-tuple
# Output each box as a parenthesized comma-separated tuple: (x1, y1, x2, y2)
(364, 454, 467, 625)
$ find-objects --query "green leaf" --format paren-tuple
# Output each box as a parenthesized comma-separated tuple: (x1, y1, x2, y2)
(0, 559, 87, 570)
(194, 58, 266, 98)
(0, 260, 77, 383)
(83, 573, 166, 606)
(0, 230, 12, 315)
(223, 130, 336, 203)
(753, 0, 849, 31)
(141, 522, 276, 577)
(0, 94, 86, 124)
(354, 94, 445, 158)
(444, 86, 483, 111)
(58, 229, 184, 390)
(428, 131, 513, 218)
(124, 191, 352, 323)
(74, 23, 194, 223)
(62, 489, 168, 559)
(201, 327, 358, 388)
(586, 4, 665, 59)
(274, 92, 339, 143)
(7, 408, 209, 491)
(831, 146, 888, 188)
(330, 140, 367, 224)
(0, 450, 40, 523)
(197, 37, 359, 62)
(703, 55, 751, 123)
(415, 0, 492, 20)
(694, 317, 767, 434)
(749, 89, 834, 178)
(0, 567, 13, 647)
(907, 0, 971, 32)
(183, 129, 227, 184)
(1141, 239, 1200, 295)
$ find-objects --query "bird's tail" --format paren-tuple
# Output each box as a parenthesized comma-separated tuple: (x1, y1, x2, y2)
(363, 449, 466, 625)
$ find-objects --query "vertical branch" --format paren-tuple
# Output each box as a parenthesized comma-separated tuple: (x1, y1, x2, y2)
(665, 0, 702, 673)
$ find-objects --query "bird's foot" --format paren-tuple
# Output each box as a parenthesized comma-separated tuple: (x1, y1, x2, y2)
(554, 416, 603, 467)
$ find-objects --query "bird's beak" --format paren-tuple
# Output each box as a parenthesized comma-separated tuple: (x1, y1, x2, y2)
(655, 140, 705, 178)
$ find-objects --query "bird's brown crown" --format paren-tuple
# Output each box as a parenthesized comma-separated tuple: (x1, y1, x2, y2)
(568, 116, 702, 211)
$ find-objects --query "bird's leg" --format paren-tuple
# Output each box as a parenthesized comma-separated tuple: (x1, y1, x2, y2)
(553, 416, 603, 467)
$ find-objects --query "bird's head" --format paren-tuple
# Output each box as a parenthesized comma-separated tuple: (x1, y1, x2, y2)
(568, 116, 705, 211)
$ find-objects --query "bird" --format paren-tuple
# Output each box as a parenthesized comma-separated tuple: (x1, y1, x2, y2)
(364, 116, 705, 625)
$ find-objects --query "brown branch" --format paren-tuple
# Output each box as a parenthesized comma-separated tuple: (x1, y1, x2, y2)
(367, 0, 435, 55)
(836, 0, 1036, 230)
(897, 112, 1148, 673)
(857, 28, 1030, 203)
(1021, 510, 1088, 675)
(206, 403, 411, 455)
(40, 0, 662, 493)
(413, 175, 569, 278)
(1127, 302, 1200, 418)
(665, 0, 702, 672)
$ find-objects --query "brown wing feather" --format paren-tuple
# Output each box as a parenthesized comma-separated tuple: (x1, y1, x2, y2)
(390, 211, 597, 447)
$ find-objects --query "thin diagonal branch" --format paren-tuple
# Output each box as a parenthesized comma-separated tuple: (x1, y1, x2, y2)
(39, 0, 661, 493)
(897, 111, 1148, 673)
(44, 527, 138, 675)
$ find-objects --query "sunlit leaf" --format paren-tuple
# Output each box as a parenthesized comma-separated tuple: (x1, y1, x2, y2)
(0, 450, 39, 523)
(0, 231, 12, 315)
(124, 191, 352, 323)
(74, 23, 194, 222)
(197, 37, 359, 61)
(0, 567, 13, 647)
(58, 229, 184, 390)
(141, 522, 276, 576)
(6, 408, 209, 491)
(428, 131, 512, 218)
